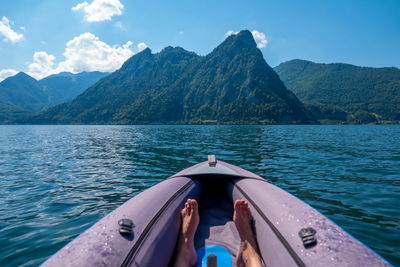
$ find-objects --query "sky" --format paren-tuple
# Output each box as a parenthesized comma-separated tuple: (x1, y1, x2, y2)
(0, 0, 399, 81)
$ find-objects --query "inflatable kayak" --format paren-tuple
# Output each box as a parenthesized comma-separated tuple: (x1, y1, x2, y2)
(42, 155, 389, 267)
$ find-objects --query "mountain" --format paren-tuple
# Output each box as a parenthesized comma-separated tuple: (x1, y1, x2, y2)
(27, 30, 313, 124)
(0, 71, 108, 120)
(39, 71, 109, 108)
(0, 72, 48, 112)
(0, 102, 30, 123)
(274, 59, 400, 123)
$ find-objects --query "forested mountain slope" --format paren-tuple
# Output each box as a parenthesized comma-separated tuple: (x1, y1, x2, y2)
(0, 71, 108, 123)
(28, 30, 313, 124)
(275, 59, 400, 123)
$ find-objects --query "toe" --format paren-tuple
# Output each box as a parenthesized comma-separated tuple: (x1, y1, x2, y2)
(191, 199, 198, 210)
(235, 200, 240, 207)
(187, 203, 193, 216)
(244, 204, 250, 213)
(239, 201, 245, 212)
(190, 200, 196, 214)
(235, 200, 243, 210)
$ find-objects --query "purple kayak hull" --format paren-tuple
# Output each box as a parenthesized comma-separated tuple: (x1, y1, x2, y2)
(42, 158, 389, 267)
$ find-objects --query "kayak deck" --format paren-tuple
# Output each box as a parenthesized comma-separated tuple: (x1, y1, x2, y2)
(42, 156, 390, 267)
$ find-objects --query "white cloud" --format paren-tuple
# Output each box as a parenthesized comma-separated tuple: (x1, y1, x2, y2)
(251, 30, 268, 48)
(225, 30, 238, 37)
(0, 16, 24, 43)
(56, 33, 133, 74)
(28, 51, 57, 79)
(225, 29, 268, 49)
(72, 2, 89, 11)
(136, 42, 147, 52)
(72, 0, 124, 22)
(27, 32, 145, 79)
(0, 68, 18, 81)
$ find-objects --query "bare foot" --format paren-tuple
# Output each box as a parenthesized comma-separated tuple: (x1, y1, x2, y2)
(234, 200, 263, 267)
(174, 199, 199, 267)
(237, 240, 263, 267)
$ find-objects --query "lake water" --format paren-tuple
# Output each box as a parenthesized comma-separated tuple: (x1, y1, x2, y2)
(0, 125, 399, 266)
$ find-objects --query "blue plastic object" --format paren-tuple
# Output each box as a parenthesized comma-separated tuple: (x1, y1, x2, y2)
(196, 244, 232, 267)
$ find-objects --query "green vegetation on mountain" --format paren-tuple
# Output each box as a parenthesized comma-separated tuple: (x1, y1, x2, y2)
(8, 34, 398, 125)
(0, 102, 30, 123)
(39, 71, 108, 107)
(274, 59, 400, 123)
(26, 30, 313, 124)
(0, 72, 48, 112)
(0, 71, 108, 123)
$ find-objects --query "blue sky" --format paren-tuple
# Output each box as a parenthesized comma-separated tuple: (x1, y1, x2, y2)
(0, 0, 399, 80)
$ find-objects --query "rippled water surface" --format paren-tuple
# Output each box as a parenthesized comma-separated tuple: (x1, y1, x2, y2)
(0, 125, 399, 266)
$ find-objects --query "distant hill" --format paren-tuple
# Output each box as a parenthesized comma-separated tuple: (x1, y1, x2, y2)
(0, 102, 30, 123)
(274, 59, 400, 123)
(26, 30, 314, 124)
(0, 72, 48, 112)
(0, 71, 108, 123)
(39, 71, 109, 108)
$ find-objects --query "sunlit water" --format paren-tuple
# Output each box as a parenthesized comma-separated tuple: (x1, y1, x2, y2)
(0, 125, 399, 266)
